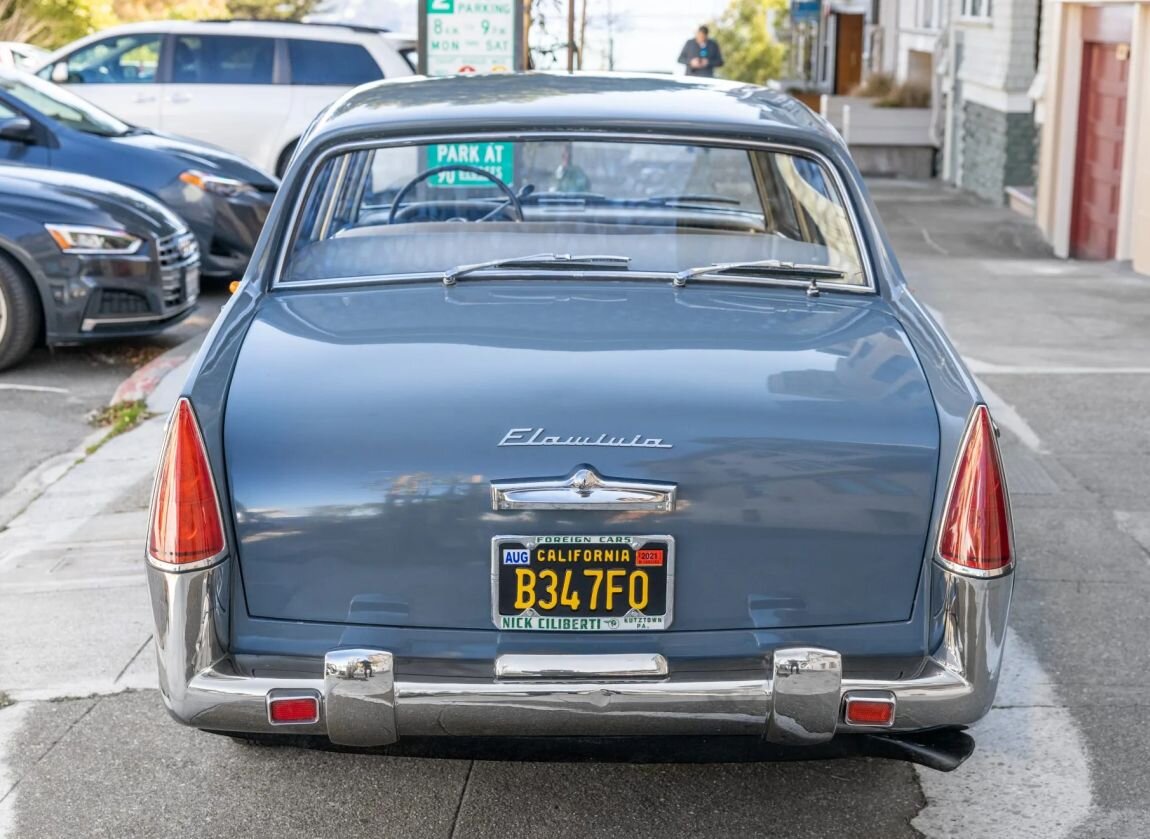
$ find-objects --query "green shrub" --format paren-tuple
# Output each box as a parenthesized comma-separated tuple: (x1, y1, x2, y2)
(850, 73, 896, 98)
(875, 81, 932, 108)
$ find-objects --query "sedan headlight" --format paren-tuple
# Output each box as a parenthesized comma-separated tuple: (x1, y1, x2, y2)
(179, 169, 256, 197)
(44, 224, 143, 255)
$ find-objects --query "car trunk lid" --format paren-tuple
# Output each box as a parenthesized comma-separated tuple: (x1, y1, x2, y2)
(224, 281, 939, 632)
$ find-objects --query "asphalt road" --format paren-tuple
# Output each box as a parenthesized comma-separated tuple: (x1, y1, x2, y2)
(2, 182, 1148, 837)
(0, 281, 228, 500)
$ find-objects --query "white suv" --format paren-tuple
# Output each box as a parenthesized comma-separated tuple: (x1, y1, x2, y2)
(36, 20, 415, 175)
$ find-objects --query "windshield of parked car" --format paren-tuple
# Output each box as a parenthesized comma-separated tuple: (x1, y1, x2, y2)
(283, 138, 868, 288)
(0, 72, 130, 137)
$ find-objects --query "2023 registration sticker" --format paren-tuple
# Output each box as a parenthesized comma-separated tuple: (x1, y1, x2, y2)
(492, 535, 674, 631)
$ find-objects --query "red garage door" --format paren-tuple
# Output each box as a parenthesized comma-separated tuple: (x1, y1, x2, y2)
(1070, 22, 1131, 260)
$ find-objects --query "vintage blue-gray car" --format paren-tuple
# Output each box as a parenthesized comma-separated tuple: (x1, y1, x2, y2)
(146, 74, 1014, 771)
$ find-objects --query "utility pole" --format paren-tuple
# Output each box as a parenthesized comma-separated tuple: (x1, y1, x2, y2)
(566, 0, 576, 71)
(578, 0, 588, 69)
(607, 0, 616, 70)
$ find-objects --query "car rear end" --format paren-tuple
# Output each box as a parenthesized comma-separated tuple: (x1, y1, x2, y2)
(146, 95, 1013, 769)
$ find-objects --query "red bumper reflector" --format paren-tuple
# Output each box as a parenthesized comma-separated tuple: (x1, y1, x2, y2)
(268, 696, 319, 724)
(843, 695, 896, 726)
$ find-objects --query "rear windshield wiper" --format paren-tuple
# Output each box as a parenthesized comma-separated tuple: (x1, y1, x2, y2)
(442, 253, 631, 285)
(673, 259, 846, 289)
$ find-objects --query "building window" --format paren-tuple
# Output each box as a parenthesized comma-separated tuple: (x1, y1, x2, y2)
(961, 0, 992, 19)
(913, 0, 947, 32)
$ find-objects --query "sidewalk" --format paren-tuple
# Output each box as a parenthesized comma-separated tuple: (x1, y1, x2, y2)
(871, 179, 1150, 839)
(0, 351, 195, 702)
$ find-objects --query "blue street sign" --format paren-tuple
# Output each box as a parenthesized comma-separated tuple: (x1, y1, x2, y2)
(791, 0, 822, 22)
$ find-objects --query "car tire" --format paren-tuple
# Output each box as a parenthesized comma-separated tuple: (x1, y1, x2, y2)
(275, 139, 299, 178)
(0, 253, 42, 372)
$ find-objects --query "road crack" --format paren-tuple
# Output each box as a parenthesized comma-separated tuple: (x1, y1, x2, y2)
(0, 694, 103, 808)
(114, 635, 153, 684)
(448, 760, 475, 838)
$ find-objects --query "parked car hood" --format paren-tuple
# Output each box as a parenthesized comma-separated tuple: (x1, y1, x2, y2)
(224, 282, 941, 633)
(110, 129, 278, 190)
(0, 163, 186, 238)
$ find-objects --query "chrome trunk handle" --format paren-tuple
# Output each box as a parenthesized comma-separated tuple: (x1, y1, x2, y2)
(490, 465, 677, 512)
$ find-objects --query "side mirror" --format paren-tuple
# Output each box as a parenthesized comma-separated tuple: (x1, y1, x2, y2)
(50, 61, 69, 84)
(0, 116, 35, 143)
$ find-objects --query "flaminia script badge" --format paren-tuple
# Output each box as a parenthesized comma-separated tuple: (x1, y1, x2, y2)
(498, 427, 673, 449)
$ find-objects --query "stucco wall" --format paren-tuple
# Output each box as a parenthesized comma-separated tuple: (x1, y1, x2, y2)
(1034, 0, 1150, 274)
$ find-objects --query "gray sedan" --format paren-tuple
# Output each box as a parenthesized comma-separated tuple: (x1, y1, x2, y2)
(0, 164, 198, 369)
(144, 73, 1014, 772)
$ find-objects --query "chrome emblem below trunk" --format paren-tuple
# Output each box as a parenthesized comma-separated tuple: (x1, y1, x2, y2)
(499, 427, 672, 449)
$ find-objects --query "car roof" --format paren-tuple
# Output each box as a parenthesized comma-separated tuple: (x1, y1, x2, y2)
(311, 73, 840, 148)
(55, 19, 398, 44)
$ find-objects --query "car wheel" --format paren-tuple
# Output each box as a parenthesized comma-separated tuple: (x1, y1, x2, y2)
(275, 139, 299, 178)
(0, 253, 42, 371)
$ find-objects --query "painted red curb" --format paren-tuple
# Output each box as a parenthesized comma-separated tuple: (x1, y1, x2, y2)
(110, 354, 189, 406)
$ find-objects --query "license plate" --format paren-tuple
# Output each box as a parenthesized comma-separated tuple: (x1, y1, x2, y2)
(184, 265, 200, 301)
(492, 535, 674, 631)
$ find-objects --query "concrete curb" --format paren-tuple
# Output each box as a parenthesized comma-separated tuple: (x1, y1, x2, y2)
(0, 436, 102, 531)
(109, 333, 205, 406)
(0, 334, 204, 532)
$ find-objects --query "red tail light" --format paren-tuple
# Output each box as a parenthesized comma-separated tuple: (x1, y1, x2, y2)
(268, 695, 320, 725)
(937, 405, 1013, 576)
(843, 694, 896, 726)
(148, 398, 226, 567)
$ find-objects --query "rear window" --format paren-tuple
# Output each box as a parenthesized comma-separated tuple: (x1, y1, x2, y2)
(172, 35, 274, 85)
(282, 137, 868, 288)
(287, 39, 384, 86)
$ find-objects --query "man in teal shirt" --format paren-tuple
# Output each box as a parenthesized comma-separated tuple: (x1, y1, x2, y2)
(552, 143, 591, 193)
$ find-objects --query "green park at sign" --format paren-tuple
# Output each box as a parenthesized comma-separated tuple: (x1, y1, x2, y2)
(427, 141, 515, 188)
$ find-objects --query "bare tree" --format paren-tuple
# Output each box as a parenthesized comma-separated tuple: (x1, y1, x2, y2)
(527, 0, 569, 69)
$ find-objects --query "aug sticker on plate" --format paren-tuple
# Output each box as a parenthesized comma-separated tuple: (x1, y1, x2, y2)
(502, 548, 530, 566)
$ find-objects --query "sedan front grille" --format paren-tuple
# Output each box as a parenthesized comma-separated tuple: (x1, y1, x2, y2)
(157, 232, 199, 309)
(98, 289, 151, 315)
(158, 231, 199, 270)
(160, 271, 184, 308)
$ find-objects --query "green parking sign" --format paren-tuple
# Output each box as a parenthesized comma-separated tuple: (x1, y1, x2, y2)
(427, 142, 514, 188)
(422, 0, 517, 75)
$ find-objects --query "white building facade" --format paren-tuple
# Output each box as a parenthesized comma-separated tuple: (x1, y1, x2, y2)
(877, 0, 1040, 204)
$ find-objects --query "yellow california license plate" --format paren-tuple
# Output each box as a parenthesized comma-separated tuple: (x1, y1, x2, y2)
(492, 535, 674, 631)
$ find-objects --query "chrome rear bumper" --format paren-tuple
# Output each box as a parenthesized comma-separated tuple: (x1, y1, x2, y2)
(147, 564, 1012, 747)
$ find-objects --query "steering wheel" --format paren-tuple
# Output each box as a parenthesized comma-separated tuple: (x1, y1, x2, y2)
(387, 164, 523, 225)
